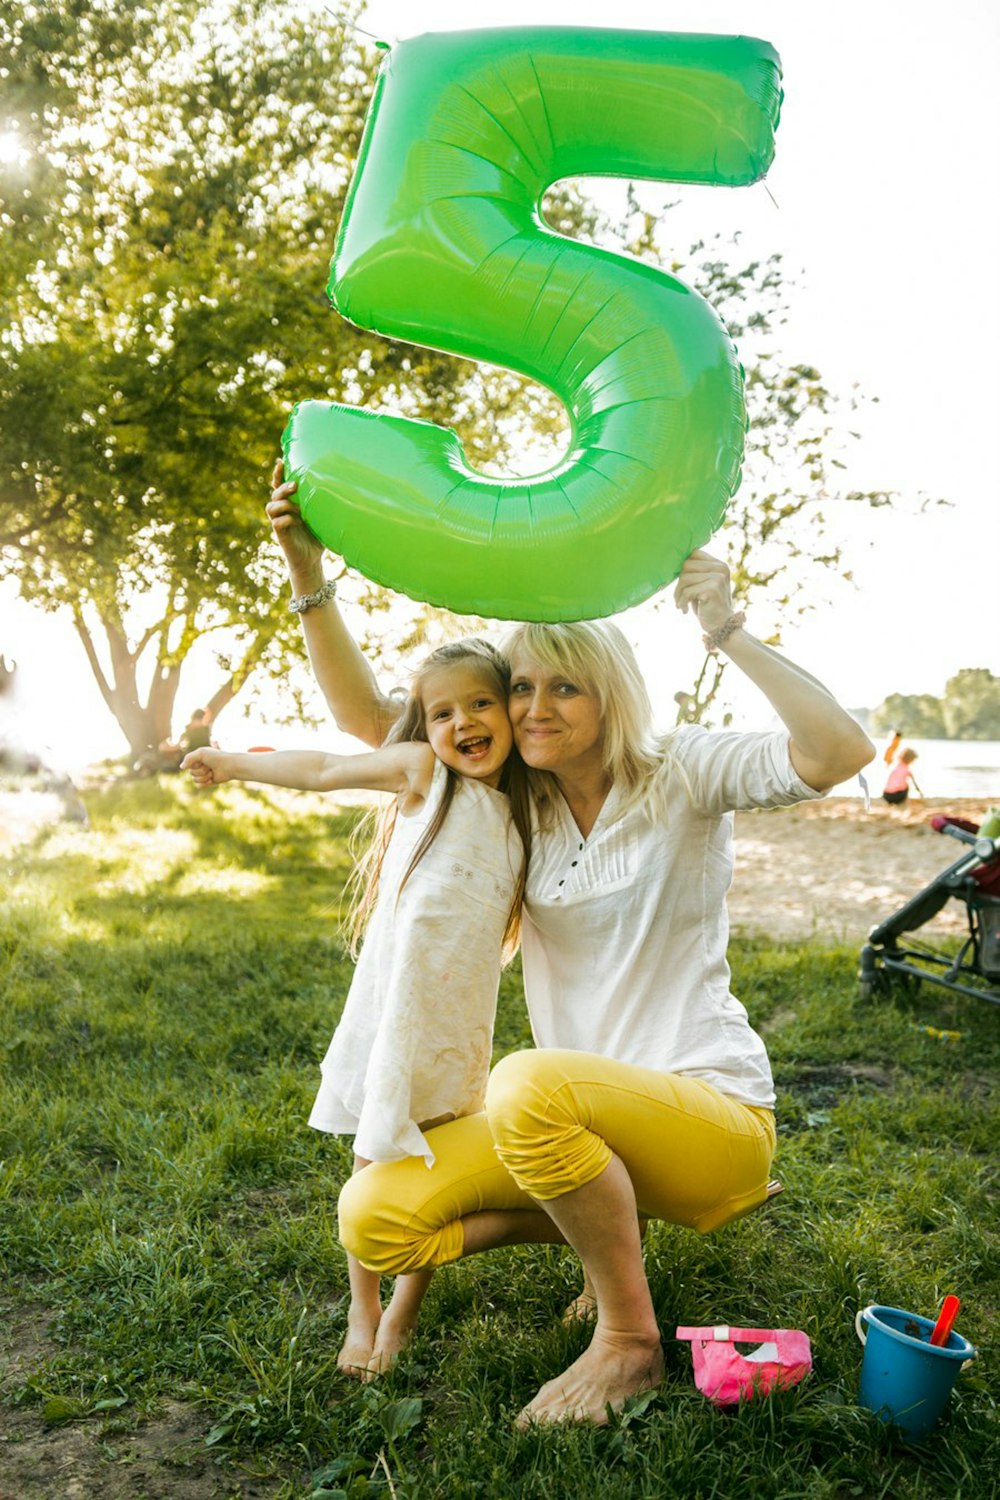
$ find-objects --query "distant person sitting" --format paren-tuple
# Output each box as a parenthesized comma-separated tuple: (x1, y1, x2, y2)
(883, 748, 922, 805)
(135, 710, 214, 776)
(179, 709, 213, 755)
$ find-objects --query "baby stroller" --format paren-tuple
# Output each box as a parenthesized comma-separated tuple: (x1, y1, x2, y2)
(859, 817, 1000, 1006)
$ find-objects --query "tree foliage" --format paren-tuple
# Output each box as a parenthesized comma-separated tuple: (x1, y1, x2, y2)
(870, 693, 946, 741)
(2, 1, 363, 752)
(1, 4, 901, 751)
(0, 0, 573, 755)
(871, 669, 1000, 741)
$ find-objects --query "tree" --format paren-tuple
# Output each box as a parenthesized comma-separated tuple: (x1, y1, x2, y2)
(871, 693, 946, 740)
(2, 6, 901, 751)
(871, 671, 1000, 740)
(0, 2, 360, 754)
(0, 0, 571, 758)
(941, 669, 1000, 740)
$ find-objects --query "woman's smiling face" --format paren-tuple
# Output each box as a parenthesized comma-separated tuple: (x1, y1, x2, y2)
(507, 653, 604, 777)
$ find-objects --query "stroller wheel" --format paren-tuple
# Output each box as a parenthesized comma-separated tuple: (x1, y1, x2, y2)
(859, 967, 892, 1004)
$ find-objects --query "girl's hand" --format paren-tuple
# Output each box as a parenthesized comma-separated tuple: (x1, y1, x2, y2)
(182, 748, 231, 787)
(265, 459, 326, 579)
(674, 549, 736, 636)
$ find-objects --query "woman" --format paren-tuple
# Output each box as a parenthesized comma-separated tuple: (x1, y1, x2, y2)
(266, 463, 874, 1425)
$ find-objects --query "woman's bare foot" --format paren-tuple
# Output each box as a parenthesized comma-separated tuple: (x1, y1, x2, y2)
(516, 1328, 664, 1428)
(337, 1309, 380, 1380)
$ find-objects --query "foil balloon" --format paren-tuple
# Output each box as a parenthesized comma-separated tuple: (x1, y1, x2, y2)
(283, 27, 782, 620)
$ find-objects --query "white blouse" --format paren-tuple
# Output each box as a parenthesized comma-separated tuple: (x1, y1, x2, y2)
(309, 760, 523, 1164)
(520, 727, 822, 1108)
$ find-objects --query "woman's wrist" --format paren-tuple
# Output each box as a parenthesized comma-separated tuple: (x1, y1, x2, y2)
(702, 610, 747, 654)
(289, 578, 338, 615)
(286, 557, 326, 591)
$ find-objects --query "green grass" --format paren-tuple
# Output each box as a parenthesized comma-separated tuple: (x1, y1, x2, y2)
(2, 779, 998, 1498)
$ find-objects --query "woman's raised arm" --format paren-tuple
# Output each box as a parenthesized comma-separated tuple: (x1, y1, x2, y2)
(267, 460, 401, 748)
(675, 550, 875, 793)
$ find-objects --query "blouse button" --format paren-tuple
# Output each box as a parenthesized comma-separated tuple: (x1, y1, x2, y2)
(558, 879, 564, 886)
(571, 861, 578, 867)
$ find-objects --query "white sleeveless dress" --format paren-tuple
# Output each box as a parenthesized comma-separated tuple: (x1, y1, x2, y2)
(308, 760, 523, 1166)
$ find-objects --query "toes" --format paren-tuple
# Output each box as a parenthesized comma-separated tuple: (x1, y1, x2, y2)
(515, 1397, 603, 1429)
(363, 1349, 399, 1381)
(561, 1294, 598, 1326)
(337, 1333, 378, 1380)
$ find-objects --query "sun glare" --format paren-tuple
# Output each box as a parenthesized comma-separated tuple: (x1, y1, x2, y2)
(0, 130, 27, 167)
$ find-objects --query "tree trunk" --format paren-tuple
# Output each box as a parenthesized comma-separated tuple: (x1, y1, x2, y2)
(71, 605, 269, 761)
(73, 607, 180, 759)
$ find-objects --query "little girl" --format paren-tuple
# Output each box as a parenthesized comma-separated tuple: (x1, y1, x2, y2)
(183, 639, 529, 1380)
(883, 746, 922, 805)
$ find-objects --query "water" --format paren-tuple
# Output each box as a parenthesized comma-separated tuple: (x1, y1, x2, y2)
(831, 739, 1000, 801)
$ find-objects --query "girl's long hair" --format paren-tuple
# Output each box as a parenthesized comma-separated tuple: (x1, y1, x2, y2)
(347, 639, 531, 962)
(500, 619, 683, 828)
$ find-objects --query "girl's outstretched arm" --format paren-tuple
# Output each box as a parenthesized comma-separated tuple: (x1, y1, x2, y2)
(675, 550, 875, 793)
(182, 741, 435, 811)
(267, 460, 401, 748)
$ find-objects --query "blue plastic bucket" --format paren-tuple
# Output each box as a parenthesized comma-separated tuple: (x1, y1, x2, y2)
(856, 1304, 976, 1440)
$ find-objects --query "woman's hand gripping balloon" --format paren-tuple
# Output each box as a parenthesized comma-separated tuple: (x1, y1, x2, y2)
(674, 549, 740, 638)
(266, 459, 326, 588)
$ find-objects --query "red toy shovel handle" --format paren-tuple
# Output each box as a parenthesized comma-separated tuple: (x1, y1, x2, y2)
(929, 1295, 961, 1347)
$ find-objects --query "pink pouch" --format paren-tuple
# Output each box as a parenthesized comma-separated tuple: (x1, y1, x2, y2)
(675, 1324, 813, 1407)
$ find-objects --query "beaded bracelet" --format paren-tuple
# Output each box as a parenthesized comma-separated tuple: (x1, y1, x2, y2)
(702, 610, 746, 653)
(289, 579, 338, 614)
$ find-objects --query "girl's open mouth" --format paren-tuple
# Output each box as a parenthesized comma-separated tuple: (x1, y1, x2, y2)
(458, 737, 491, 759)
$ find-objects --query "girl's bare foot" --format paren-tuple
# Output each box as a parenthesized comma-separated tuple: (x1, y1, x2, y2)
(363, 1308, 418, 1381)
(562, 1288, 597, 1324)
(361, 1268, 433, 1380)
(337, 1309, 380, 1380)
(562, 1268, 598, 1324)
(516, 1328, 664, 1428)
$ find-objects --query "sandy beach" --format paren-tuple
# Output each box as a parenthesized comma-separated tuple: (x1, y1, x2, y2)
(730, 797, 995, 941)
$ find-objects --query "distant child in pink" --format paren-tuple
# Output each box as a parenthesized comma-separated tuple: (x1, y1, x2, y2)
(883, 748, 922, 805)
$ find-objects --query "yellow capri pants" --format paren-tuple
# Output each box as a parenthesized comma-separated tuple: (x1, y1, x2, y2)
(338, 1049, 776, 1276)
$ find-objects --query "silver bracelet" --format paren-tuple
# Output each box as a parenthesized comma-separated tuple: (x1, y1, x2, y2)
(289, 579, 338, 614)
(702, 610, 746, 653)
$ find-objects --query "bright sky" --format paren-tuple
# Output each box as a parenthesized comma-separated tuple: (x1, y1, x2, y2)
(2, 0, 998, 769)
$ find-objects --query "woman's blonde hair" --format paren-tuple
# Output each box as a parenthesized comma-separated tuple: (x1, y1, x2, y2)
(500, 619, 680, 825)
(348, 638, 530, 960)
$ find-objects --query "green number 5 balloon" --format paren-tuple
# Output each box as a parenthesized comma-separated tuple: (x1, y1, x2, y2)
(283, 27, 781, 620)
